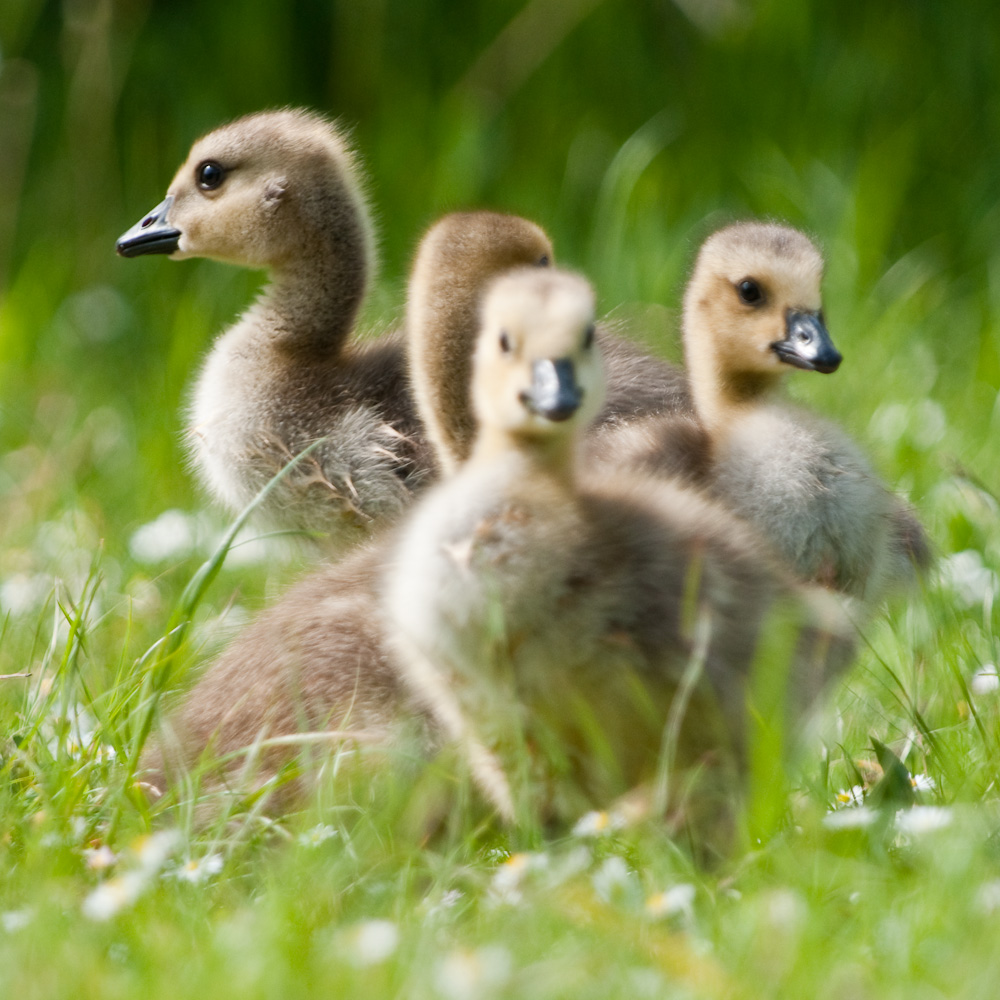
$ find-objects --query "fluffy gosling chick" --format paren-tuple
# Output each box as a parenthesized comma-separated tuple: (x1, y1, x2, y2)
(118, 108, 432, 549)
(603, 222, 929, 602)
(139, 542, 435, 806)
(685, 222, 928, 600)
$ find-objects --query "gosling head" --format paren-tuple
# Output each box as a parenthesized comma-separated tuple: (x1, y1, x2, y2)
(409, 211, 553, 308)
(116, 108, 370, 271)
(684, 222, 842, 382)
(471, 269, 604, 446)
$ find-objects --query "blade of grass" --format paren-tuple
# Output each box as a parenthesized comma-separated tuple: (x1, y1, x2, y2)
(126, 439, 326, 785)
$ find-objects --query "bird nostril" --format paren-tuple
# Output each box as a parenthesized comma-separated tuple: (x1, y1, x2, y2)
(141, 215, 155, 229)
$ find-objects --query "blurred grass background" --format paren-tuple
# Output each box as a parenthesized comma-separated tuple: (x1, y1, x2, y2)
(3, 2, 1000, 997)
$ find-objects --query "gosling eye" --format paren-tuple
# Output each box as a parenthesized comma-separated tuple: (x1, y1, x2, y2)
(196, 161, 226, 192)
(499, 330, 512, 354)
(736, 278, 764, 306)
(582, 323, 595, 350)
(537, 254, 550, 267)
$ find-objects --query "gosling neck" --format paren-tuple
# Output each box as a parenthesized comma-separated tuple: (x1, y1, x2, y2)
(407, 270, 482, 475)
(255, 198, 370, 359)
(469, 425, 578, 486)
(684, 326, 783, 438)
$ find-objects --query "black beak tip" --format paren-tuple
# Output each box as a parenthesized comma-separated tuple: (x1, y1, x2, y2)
(774, 311, 842, 375)
(813, 353, 843, 375)
(115, 196, 181, 258)
(518, 390, 581, 423)
(539, 403, 579, 422)
(115, 228, 182, 258)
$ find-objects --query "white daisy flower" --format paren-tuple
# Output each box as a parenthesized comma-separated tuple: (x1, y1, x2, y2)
(128, 509, 203, 564)
(133, 829, 182, 874)
(0, 573, 52, 617)
(423, 888, 464, 918)
(572, 809, 627, 837)
(82, 871, 147, 921)
(938, 550, 998, 607)
(764, 888, 806, 929)
(822, 806, 878, 830)
(81, 830, 182, 920)
(171, 853, 224, 884)
(83, 845, 117, 871)
(435, 945, 512, 1000)
(297, 824, 338, 847)
(1, 909, 33, 933)
(591, 855, 635, 903)
(833, 785, 865, 808)
(909, 773, 936, 793)
(971, 665, 1000, 696)
(895, 806, 953, 835)
(556, 844, 594, 882)
(645, 883, 695, 920)
(346, 919, 400, 967)
(489, 852, 547, 905)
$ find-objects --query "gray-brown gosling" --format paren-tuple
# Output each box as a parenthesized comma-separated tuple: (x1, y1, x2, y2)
(383, 266, 854, 822)
(117, 108, 434, 550)
(139, 542, 442, 808)
(407, 211, 691, 475)
(604, 222, 929, 602)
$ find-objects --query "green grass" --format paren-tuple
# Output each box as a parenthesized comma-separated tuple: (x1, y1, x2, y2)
(4, 1, 1000, 996)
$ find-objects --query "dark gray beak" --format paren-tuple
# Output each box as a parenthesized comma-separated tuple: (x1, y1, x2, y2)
(116, 196, 181, 258)
(520, 358, 584, 422)
(771, 310, 842, 374)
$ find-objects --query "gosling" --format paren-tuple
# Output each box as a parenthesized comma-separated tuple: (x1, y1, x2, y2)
(118, 108, 432, 550)
(599, 222, 929, 602)
(139, 542, 436, 808)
